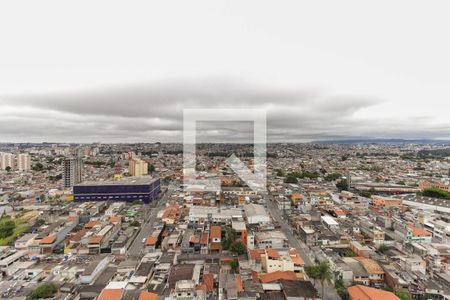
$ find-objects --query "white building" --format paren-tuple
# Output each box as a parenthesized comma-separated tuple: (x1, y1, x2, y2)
(243, 204, 271, 224)
(0, 152, 15, 170)
(17, 153, 31, 171)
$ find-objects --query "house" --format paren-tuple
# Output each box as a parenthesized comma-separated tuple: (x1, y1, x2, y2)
(210, 225, 221, 252)
(406, 227, 432, 243)
(255, 231, 289, 249)
(280, 279, 320, 300)
(80, 255, 112, 284)
(98, 288, 124, 300)
(145, 236, 158, 253)
(348, 285, 400, 300)
(260, 249, 305, 274)
(349, 241, 371, 258)
(355, 257, 385, 287)
(15, 233, 38, 250)
(244, 204, 271, 225)
(138, 291, 158, 300)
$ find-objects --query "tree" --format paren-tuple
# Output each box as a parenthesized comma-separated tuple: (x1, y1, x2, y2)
(325, 173, 341, 182)
(343, 249, 357, 257)
(129, 220, 140, 227)
(307, 262, 333, 300)
(132, 199, 143, 205)
(32, 163, 44, 172)
(230, 241, 246, 255)
(336, 179, 349, 191)
(284, 175, 298, 184)
(148, 164, 155, 173)
(5, 166, 11, 172)
(276, 170, 286, 177)
(318, 262, 333, 299)
(420, 187, 450, 200)
(34, 218, 45, 227)
(395, 288, 411, 300)
(305, 265, 320, 287)
(0, 219, 16, 239)
(229, 259, 239, 271)
(31, 282, 57, 299)
(335, 279, 349, 300)
(221, 228, 237, 250)
(378, 244, 389, 254)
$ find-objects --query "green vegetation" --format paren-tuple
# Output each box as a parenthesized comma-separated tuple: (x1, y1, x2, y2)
(132, 199, 144, 205)
(5, 166, 11, 172)
(336, 179, 349, 191)
(0, 219, 15, 239)
(31, 283, 57, 299)
(276, 169, 287, 177)
(343, 249, 357, 257)
(221, 229, 246, 254)
(230, 241, 246, 255)
(378, 244, 389, 254)
(305, 262, 332, 299)
(84, 161, 106, 167)
(32, 162, 44, 172)
(229, 259, 239, 271)
(418, 148, 450, 158)
(0, 217, 31, 246)
(324, 173, 342, 182)
(148, 164, 155, 173)
(335, 279, 349, 300)
(419, 187, 450, 200)
(284, 175, 298, 184)
(359, 191, 372, 198)
(395, 288, 411, 300)
(221, 228, 236, 250)
(34, 218, 45, 227)
(129, 220, 141, 227)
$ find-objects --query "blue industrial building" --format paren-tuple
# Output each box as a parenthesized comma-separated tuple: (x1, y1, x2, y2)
(73, 177, 160, 204)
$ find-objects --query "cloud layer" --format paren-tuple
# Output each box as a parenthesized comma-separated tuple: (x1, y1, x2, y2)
(1, 79, 448, 143)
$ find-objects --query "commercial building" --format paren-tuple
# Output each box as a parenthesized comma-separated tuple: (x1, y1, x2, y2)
(63, 157, 83, 187)
(73, 177, 160, 204)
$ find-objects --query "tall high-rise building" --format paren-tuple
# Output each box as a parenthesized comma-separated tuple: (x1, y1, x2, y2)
(63, 157, 83, 188)
(129, 158, 148, 176)
(17, 153, 31, 171)
(0, 152, 16, 170)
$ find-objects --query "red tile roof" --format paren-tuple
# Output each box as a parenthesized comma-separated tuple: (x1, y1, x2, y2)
(40, 235, 56, 244)
(249, 249, 265, 261)
(260, 271, 298, 283)
(210, 225, 221, 239)
(89, 235, 102, 244)
(203, 273, 215, 292)
(348, 285, 400, 300)
(266, 249, 280, 259)
(138, 291, 157, 300)
(109, 216, 121, 223)
(145, 236, 157, 246)
(200, 232, 209, 245)
(98, 289, 123, 300)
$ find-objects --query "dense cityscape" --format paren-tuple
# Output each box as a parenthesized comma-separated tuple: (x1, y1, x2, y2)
(0, 142, 448, 300)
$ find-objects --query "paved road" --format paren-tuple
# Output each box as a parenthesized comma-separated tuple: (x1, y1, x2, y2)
(265, 193, 340, 300)
(127, 185, 174, 258)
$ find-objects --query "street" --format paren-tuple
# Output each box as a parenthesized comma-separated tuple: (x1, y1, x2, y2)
(265, 194, 341, 300)
(127, 185, 174, 258)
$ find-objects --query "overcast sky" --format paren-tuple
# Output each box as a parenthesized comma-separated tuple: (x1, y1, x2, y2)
(0, 0, 449, 143)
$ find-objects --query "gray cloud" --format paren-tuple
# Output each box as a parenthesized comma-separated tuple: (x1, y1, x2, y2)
(0, 79, 448, 143)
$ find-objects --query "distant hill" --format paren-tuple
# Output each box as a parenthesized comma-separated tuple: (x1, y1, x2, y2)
(313, 138, 450, 145)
